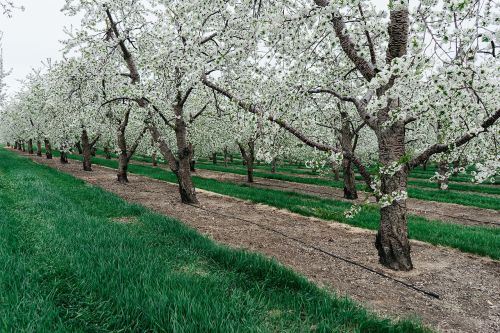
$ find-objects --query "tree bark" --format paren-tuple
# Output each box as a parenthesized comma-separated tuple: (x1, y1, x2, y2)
(75, 141, 83, 154)
(81, 129, 92, 171)
(117, 152, 129, 183)
(342, 158, 358, 200)
(271, 158, 277, 173)
(44, 139, 53, 159)
(340, 113, 358, 199)
(152, 152, 158, 166)
(173, 105, 198, 204)
(36, 141, 42, 157)
(239, 142, 255, 183)
(60, 151, 69, 164)
(375, 126, 413, 271)
(27, 139, 34, 154)
(212, 152, 217, 164)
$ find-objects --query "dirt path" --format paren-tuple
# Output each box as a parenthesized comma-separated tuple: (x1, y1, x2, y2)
(15, 151, 500, 333)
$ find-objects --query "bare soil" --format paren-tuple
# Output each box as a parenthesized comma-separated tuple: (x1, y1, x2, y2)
(17, 151, 500, 333)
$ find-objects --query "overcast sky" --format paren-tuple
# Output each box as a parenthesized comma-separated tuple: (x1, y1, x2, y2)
(0, 1, 387, 97)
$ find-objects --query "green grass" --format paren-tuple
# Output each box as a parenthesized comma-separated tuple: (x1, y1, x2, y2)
(64, 154, 500, 261)
(0, 149, 430, 332)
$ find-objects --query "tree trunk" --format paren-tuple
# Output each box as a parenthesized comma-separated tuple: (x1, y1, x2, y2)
(60, 151, 69, 164)
(342, 158, 358, 200)
(375, 127, 413, 271)
(229, 154, 233, 163)
(36, 141, 42, 157)
(173, 105, 198, 204)
(239, 142, 255, 183)
(340, 114, 358, 199)
(152, 152, 158, 166)
(81, 130, 92, 171)
(117, 153, 129, 183)
(116, 127, 129, 182)
(437, 160, 449, 190)
(27, 139, 34, 154)
(91, 146, 97, 157)
(44, 139, 53, 159)
(422, 159, 428, 171)
(21, 141, 26, 152)
(212, 152, 217, 164)
(271, 158, 277, 174)
(75, 141, 83, 154)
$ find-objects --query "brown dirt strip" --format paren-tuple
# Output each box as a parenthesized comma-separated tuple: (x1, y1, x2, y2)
(14, 151, 500, 333)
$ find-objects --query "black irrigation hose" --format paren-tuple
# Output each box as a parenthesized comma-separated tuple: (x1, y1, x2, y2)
(187, 203, 440, 300)
(246, 180, 500, 227)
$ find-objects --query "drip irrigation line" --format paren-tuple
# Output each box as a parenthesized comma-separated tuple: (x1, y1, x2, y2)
(187, 203, 440, 300)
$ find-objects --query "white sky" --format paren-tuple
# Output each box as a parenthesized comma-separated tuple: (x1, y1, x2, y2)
(0, 0, 80, 96)
(0, 0, 387, 97)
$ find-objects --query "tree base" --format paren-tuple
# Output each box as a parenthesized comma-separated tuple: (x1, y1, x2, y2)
(375, 232, 413, 271)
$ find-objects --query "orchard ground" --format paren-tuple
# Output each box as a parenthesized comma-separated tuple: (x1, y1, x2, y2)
(4, 147, 500, 333)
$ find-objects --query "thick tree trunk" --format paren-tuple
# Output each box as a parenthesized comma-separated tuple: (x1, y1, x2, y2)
(375, 126, 413, 271)
(173, 106, 198, 204)
(81, 130, 92, 171)
(36, 141, 42, 157)
(212, 152, 217, 164)
(437, 160, 449, 190)
(75, 141, 83, 154)
(117, 153, 129, 183)
(116, 127, 129, 182)
(27, 139, 34, 154)
(44, 139, 53, 159)
(239, 142, 255, 183)
(340, 114, 358, 199)
(342, 158, 358, 200)
(60, 151, 69, 164)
